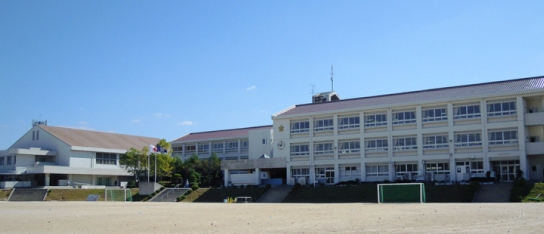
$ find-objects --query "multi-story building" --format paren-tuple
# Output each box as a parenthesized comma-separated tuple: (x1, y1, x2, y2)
(0, 122, 160, 189)
(271, 76, 544, 185)
(171, 75, 544, 186)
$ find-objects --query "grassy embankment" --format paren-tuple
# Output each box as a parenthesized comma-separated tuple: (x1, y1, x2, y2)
(1, 189, 12, 200)
(181, 187, 270, 202)
(522, 182, 544, 202)
(45, 188, 139, 201)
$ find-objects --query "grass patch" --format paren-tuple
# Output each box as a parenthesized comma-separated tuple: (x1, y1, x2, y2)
(522, 182, 544, 202)
(186, 187, 270, 203)
(283, 183, 476, 203)
(1, 189, 12, 200)
(45, 188, 139, 201)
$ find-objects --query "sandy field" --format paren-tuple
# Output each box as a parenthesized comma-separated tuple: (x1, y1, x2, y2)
(0, 202, 542, 233)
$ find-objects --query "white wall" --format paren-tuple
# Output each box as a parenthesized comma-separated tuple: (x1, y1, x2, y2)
(248, 128, 273, 159)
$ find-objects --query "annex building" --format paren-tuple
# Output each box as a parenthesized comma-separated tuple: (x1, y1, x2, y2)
(0, 123, 160, 189)
(173, 76, 544, 186)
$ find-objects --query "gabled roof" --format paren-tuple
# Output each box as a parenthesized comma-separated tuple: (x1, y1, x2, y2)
(39, 125, 160, 150)
(274, 75, 544, 118)
(171, 125, 272, 143)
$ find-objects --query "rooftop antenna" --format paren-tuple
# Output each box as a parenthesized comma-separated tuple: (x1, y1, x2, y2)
(330, 65, 334, 91)
(310, 84, 315, 96)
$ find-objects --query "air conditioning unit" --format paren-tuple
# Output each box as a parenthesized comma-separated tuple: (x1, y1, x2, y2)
(528, 108, 538, 113)
(529, 136, 540, 142)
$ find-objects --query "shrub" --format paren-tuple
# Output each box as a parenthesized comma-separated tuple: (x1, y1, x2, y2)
(191, 184, 199, 191)
(354, 178, 360, 184)
(510, 187, 524, 202)
(265, 184, 271, 189)
(127, 181, 137, 188)
(185, 189, 192, 195)
(513, 178, 526, 187)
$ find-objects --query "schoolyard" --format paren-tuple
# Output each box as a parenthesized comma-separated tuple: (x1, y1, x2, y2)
(0, 202, 542, 233)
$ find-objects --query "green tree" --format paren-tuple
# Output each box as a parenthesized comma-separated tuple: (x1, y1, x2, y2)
(120, 147, 149, 182)
(149, 139, 174, 182)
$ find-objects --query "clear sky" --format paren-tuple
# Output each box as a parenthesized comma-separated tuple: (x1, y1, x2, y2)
(1, 1, 543, 149)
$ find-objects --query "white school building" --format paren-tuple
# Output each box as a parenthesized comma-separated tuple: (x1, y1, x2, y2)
(172, 76, 544, 186)
(0, 123, 160, 189)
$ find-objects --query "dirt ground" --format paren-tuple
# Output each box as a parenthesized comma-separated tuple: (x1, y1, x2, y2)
(0, 202, 542, 233)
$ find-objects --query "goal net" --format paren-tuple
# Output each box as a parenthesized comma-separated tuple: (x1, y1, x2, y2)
(377, 183, 425, 203)
(105, 189, 133, 202)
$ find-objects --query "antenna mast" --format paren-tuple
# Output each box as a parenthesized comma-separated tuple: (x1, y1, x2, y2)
(330, 65, 334, 91)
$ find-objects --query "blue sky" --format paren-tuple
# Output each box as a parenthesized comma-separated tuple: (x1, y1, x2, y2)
(1, 1, 543, 149)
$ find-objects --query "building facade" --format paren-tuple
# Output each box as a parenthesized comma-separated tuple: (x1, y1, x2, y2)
(0, 123, 160, 189)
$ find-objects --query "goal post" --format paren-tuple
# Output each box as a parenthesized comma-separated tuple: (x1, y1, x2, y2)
(105, 188, 133, 202)
(377, 183, 425, 203)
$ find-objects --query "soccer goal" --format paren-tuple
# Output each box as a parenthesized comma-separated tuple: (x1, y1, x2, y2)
(105, 188, 133, 202)
(377, 183, 426, 203)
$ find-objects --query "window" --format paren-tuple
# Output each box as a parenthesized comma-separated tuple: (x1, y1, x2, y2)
(365, 113, 387, 127)
(96, 153, 117, 165)
(292, 168, 310, 178)
(453, 104, 481, 119)
(422, 107, 447, 122)
(185, 145, 196, 153)
(423, 135, 449, 149)
(366, 164, 389, 177)
(425, 162, 450, 174)
(487, 101, 516, 117)
(226, 142, 238, 152)
(240, 141, 249, 150)
(314, 142, 334, 155)
(395, 163, 418, 178)
(291, 120, 310, 133)
(455, 132, 482, 147)
(340, 166, 360, 178)
(489, 130, 518, 145)
(470, 161, 484, 174)
(338, 116, 360, 129)
(339, 140, 360, 154)
(290, 144, 310, 156)
(314, 119, 334, 132)
(0, 157, 4, 165)
(212, 143, 223, 153)
(198, 144, 209, 153)
(365, 138, 388, 152)
(36, 131, 39, 140)
(392, 111, 416, 125)
(32, 131, 35, 141)
(393, 136, 417, 151)
(172, 146, 183, 152)
(7, 156, 12, 165)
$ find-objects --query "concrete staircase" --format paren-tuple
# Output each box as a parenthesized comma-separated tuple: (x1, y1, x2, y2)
(472, 182, 513, 202)
(8, 188, 48, 202)
(257, 186, 292, 203)
(150, 188, 190, 202)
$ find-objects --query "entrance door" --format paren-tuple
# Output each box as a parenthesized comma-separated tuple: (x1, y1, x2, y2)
(456, 166, 468, 181)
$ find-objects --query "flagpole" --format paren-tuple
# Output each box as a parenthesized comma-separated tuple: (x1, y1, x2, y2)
(147, 152, 150, 183)
(154, 153, 157, 183)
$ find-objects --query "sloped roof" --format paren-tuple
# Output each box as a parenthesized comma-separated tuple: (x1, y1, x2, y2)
(274, 76, 544, 118)
(39, 125, 160, 150)
(171, 125, 272, 143)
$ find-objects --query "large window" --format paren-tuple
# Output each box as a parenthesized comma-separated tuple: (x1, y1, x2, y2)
(198, 144, 209, 153)
(423, 135, 449, 149)
(392, 111, 416, 125)
(314, 118, 334, 132)
(453, 104, 481, 119)
(365, 138, 388, 152)
(489, 130, 518, 145)
(338, 116, 360, 129)
(240, 141, 249, 150)
(291, 120, 310, 133)
(393, 136, 417, 151)
(96, 153, 117, 165)
(340, 165, 360, 178)
(211, 143, 223, 153)
(395, 163, 418, 178)
(426, 162, 450, 174)
(366, 164, 389, 177)
(314, 142, 334, 155)
(422, 107, 447, 122)
(364, 113, 387, 127)
(290, 144, 310, 156)
(226, 142, 238, 152)
(455, 132, 482, 147)
(487, 101, 516, 117)
(291, 168, 310, 180)
(7, 156, 12, 165)
(185, 145, 196, 154)
(0, 157, 4, 165)
(339, 140, 360, 154)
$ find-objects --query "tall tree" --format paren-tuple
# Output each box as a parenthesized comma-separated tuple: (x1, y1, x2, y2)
(120, 147, 149, 182)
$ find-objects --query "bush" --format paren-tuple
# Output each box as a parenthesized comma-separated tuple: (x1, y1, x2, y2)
(127, 181, 137, 188)
(191, 184, 199, 191)
(185, 189, 192, 195)
(510, 187, 524, 202)
(265, 184, 271, 189)
(177, 195, 186, 202)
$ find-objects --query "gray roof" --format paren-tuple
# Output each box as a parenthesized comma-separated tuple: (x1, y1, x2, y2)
(171, 125, 272, 143)
(274, 76, 544, 118)
(39, 125, 160, 150)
